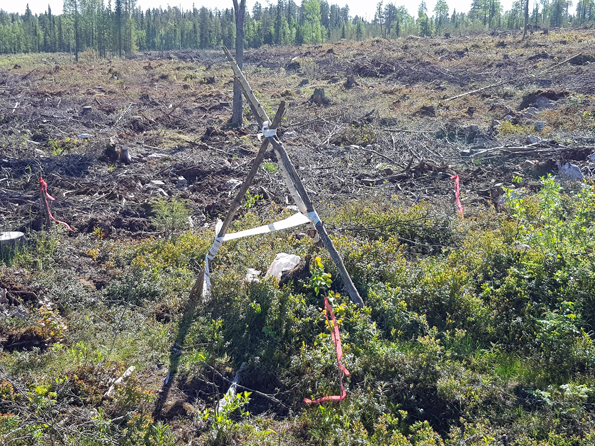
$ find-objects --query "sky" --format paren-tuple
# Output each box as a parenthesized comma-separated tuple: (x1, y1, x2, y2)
(7, 0, 517, 22)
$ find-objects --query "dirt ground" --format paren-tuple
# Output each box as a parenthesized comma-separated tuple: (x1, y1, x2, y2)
(2, 29, 595, 443)
(1, 29, 594, 238)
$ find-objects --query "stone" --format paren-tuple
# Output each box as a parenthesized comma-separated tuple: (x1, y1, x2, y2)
(244, 268, 261, 283)
(526, 135, 542, 144)
(534, 121, 546, 132)
(558, 163, 584, 181)
(225, 179, 242, 189)
(176, 176, 187, 188)
(525, 107, 539, 117)
(534, 96, 554, 110)
(266, 253, 301, 280)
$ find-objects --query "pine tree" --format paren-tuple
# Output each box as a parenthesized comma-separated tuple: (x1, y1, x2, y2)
(64, 0, 81, 60)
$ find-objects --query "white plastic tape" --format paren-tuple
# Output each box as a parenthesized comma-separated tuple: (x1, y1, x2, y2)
(221, 212, 310, 241)
(306, 211, 321, 225)
(262, 121, 277, 138)
(202, 213, 312, 295)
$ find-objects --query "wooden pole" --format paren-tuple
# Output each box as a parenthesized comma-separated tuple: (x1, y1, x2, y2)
(223, 46, 364, 307)
(187, 103, 286, 302)
(217, 102, 285, 238)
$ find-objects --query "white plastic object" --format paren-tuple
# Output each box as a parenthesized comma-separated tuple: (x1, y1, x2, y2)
(265, 253, 301, 280)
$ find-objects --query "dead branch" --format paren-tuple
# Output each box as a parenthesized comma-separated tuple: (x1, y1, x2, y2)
(445, 53, 582, 102)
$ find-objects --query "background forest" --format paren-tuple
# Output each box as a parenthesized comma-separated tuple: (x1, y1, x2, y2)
(0, 0, 594, 56)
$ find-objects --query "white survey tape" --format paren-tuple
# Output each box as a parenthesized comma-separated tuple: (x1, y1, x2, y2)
(203, 212, 316, 295)
(306, 211, 321, 225)
(262, 121, 277, 138)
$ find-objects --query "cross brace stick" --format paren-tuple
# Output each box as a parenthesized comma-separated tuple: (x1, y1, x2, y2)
(222, 46, 364, 307)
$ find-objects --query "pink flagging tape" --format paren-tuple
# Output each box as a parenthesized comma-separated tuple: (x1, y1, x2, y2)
(304, 297, 350, 405)
(450, 174, 464, 218)
(39, 177, 74, 232)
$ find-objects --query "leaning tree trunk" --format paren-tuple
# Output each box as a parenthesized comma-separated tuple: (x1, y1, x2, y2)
(231, 0, 246, 127)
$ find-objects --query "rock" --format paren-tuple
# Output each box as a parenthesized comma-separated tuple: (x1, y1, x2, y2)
(534, 121, 546, 132)
(521, 160, 536, 169)
(225, 179, 242, 189)
(176, 176, 187, 188)
(266, 253, 301, 280)
(526, 135, 542, 144)
(558, 163, 584, 181)
(283, 131, 297, 138)
(590, 153, 595, 162)
(467, 124, 480, 133)
(534, 96, 554, 110)
(525, 107, 539, 117)
(150, 180, 166, 186)
(81, 106, 92, 115)
(504, 115, 513, 121)
(78, 133, 91, 140)
(299, 78, 309, 87)
(491, 120, 501, 127)
(245, 268, 261, 283)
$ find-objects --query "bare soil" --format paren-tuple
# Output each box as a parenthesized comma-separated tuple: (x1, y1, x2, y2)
(2, 31, 595, 241)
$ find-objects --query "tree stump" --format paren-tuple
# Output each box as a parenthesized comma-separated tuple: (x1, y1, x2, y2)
(310, 88, 329, 105)
(344, 75, 356, 89)
(0, 232, 25, 261)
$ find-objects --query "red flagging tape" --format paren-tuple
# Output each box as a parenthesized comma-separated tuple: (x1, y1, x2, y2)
(39, 177, 74, 232)
(450, 174, 464, 218)
(304, 297, 350, 405)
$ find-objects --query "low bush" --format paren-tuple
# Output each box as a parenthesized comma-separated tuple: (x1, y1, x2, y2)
(3, 177, 595, 444)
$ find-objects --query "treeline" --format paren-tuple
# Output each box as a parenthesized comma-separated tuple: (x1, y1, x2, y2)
(0, 0, 594, 56)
